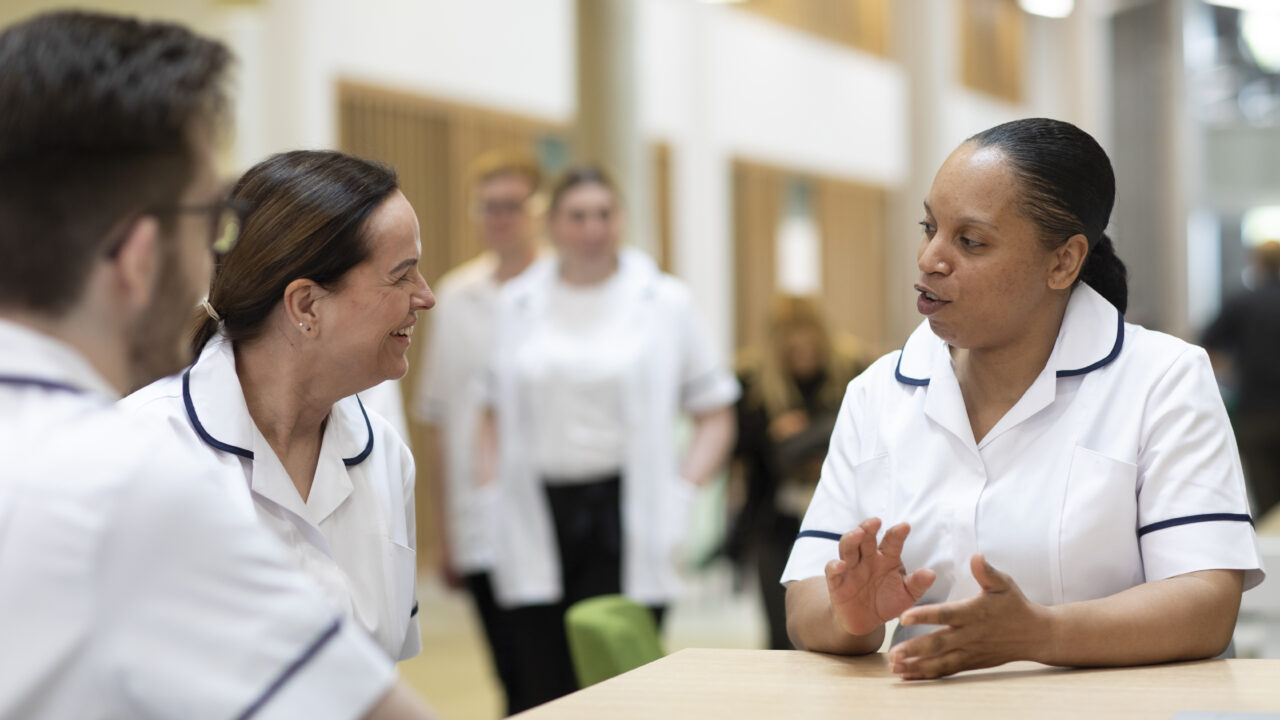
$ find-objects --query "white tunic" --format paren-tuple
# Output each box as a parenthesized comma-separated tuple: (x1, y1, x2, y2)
(0, 319, 394, 719)
(413, 252, 501, 573)
(485, 248, 741, 606)
(123, 333, 422, 661)
(782, 284, 1265, 645)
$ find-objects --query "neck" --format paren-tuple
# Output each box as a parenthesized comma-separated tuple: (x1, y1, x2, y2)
(234, 333, 334, 463)
(494, 240, 536, 283)
(950, 299, 1067, 437)
(1, 307, 131, 396)
(559, 253, 619, 286)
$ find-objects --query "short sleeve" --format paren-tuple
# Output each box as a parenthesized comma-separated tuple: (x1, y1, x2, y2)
(104, 462, 395, 719)
(675, 292, 740, 414)
(780, 378, 871, 585)
(1135, 346, 1264, 590)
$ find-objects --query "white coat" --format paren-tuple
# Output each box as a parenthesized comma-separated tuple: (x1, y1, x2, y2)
(782, 284, 1265, 645)
(486, 248, 740, 607)
(122, 332, 422, 660)
(0, 319, 394, 718)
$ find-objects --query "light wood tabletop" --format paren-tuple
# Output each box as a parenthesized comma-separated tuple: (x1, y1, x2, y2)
(512, 648, 1280, 719)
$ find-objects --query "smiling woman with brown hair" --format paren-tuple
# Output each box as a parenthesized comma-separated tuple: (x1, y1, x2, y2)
(783, 118, 1262, 680)
(123, 150, 435, 661)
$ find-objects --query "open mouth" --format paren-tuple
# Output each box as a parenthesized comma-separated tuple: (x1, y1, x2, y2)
(391, 325, 414, 339)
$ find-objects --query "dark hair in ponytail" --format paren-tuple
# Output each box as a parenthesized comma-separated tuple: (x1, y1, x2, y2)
(191, 150, 398, 356)
(967, 118, 1128, 313)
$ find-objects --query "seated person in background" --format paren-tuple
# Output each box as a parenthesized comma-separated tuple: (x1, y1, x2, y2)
(124, 150, 432, 661)
(784, 118, 1263, 680)
(0, 11, 433, 717)
(729, 295, 869, 649)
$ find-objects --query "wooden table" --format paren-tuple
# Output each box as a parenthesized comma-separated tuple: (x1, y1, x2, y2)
(513, 649, 1280, 719)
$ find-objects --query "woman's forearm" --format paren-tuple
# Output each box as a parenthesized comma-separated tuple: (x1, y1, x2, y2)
(681, 406, 736, 486)
(1036, 569, 1243, 667)
(785, 576, 884, 655)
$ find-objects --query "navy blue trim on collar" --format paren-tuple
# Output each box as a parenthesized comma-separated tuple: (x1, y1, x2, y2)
(1056, 309, 1125, 378)
(893, 351, 929, 387)
(182, 367, 254, 460)
(1137, 512, 1254, 538)
(0, 375, 87, 395)
(343, 395, 374, 467)
(796, 529, 843, 542)
(235, 618, 342, 720)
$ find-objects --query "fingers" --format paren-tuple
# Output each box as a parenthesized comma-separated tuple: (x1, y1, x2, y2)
(904, 567, 936, 601)
(876, 521, 912, 560)
(894, 648, 972, 680)
(824, 558, 847, 590)
(970, 553, 1012, 593)
(836, 517, 881, 564)
(900, 597, 969, 627)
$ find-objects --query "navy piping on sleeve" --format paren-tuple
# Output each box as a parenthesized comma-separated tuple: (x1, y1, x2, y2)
(796, 530, 843, 542)
(235, 618, 343, 720)
(1137, 513, 1254, 538)
(0, 375, 87, 394)
(1056, 309, 1125, 378)
(343, 395, 374, 467)
(183, 368, 254, 460)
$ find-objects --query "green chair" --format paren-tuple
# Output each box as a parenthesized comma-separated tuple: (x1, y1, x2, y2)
(564, 594, 665, 688)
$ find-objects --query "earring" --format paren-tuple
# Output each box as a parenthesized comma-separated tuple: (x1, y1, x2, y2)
(299, 321, 311, 332)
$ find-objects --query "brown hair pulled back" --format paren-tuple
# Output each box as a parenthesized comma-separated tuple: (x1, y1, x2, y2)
(191, 150, 397, 356)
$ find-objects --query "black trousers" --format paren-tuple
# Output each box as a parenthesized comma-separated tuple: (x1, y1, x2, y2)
(461, 572, 522, 716)
(504, 476, 666, 714)
(755, 513, 802, 650)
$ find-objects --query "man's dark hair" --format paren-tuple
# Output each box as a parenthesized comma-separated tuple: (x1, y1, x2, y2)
(0, 11, 231, 315)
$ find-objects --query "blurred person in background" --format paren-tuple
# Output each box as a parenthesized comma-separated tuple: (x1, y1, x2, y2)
(412, 149, 542, 715)
(728, 295, 870, 650)
(1203, 240, 1280, 520)
(124, 150, 431, 662)
(784, 118, 1261, 680)
(479, 165, 739, 711)
(0, 11, 434, 718)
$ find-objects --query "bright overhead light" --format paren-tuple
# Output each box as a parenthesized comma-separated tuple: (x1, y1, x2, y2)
(1018, 0, 1074, 18)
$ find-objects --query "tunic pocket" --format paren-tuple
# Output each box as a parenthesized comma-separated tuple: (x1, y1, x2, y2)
(1057, 445, 1142, 604)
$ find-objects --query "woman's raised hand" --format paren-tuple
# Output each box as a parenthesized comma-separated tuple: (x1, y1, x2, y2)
(825, 518, 936, 637)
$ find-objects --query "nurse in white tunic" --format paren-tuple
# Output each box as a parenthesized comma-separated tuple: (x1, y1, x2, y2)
(123, 151, 433, 661)
(783, 118, 1263, 680)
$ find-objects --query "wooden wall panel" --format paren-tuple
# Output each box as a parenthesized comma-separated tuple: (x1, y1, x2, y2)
(732, 160, 785, 354)
(739, 0, 892, 57)
(960, 0, 1024, 103)
(732, 158, 889, 358)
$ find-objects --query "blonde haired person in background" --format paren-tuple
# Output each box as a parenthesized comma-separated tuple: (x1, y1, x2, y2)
(728, 295, 870, 650)
(412, 148, 542, 715)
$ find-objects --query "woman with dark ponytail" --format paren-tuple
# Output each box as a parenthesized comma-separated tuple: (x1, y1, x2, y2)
(783, 118, 1261, 679)
(122, 150, 435, 661)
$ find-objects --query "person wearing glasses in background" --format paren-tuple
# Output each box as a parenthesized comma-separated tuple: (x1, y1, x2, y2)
(411, 149, 542, 715)
(0, 11, 435, 718)
(123, 150, 433, 663)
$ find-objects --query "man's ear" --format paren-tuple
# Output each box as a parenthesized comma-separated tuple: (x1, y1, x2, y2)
(112, 216, 161, 309)
(1048, 233, 1089, 291)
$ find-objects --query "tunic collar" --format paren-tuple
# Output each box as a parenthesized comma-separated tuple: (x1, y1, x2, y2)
(0, 319, 119, 401)
(893, 284, 1125, 451)
(181, 332, 374, 522)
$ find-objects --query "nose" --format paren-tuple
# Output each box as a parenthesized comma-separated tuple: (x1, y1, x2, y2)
(917, 234, 952, 276)
(412, 274, 435, 311)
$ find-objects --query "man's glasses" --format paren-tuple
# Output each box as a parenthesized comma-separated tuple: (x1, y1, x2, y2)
(473, 199, 529, 218)
(155, 198, 252, 255)
(104, 198, 251, 258)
